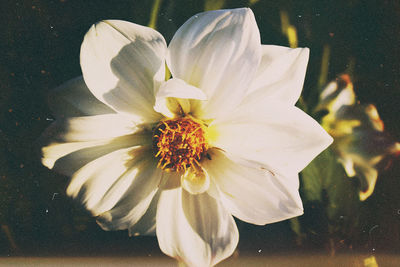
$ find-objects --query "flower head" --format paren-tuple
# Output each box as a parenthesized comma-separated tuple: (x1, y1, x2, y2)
(318, 74, 400, 200)
(41, 8, 332, 266)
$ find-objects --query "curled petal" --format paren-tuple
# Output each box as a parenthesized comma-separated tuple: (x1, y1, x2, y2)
(334, 125, 400, 200)
(154, 78, 207, 118)
(167, 8, 261, 119)
(318, 74, 356, 114)
(320, 75, 400, 200)
(80, 20, 166, 122)
(181, 166, 210, 195)
(156, 188, 238, 267)
(339, 154, 378, 201)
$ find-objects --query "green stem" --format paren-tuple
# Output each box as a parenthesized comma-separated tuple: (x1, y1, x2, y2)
(148, 0, 163, 29)
(318, 44, 331, 89)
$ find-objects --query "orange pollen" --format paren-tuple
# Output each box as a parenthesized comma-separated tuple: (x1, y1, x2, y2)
(152, 117, 208, 172)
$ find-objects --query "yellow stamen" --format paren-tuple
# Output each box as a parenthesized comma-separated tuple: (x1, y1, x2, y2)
(152, 117, 209, 172)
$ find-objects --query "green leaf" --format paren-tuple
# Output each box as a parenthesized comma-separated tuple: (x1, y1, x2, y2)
(299, 147, 361, 252)
(301, 148, 360, 221)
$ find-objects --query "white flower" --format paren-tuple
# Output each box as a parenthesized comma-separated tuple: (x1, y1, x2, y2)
(41, 8, 332, 266)
(318, 74, 400, 200)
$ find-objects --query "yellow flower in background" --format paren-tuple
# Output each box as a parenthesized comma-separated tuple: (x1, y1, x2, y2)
(318, 74, 400, 201)
(41, 8, 332, 266)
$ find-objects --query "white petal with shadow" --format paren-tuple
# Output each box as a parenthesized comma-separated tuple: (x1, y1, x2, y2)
(96, 152, 162, 229)
(159, 171, 181, 190)
(40, 114, 151, 172)
(67, 147, 158, 217)
(128, 190, 161, 236)
(45, 114, 139, 142)
(80, 20, 166, 122)
(47, 134, 151, 176)
(48, 76, 114, 118)
(156, 188, 238, 267)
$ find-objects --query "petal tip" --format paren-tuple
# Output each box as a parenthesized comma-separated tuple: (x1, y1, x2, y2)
(324, 131, 335, 148)
(41, 156, 55, 169)
(302, 46, 310, 58)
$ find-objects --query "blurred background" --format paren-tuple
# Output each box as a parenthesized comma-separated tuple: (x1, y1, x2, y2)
(0, 0, 399, 265)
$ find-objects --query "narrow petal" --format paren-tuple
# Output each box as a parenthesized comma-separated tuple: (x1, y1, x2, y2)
(246, 45, 310, 105)
(202, 149, 303, 225)
(42, 134, 150, 176)
(210, 102, 333, 175)
(128, 190, 160, 236)
(96, 151, 162, 228)
(48, 76, 114, 118)
(40, 114, 151, 172)
(80, 20, 166, 122)
(156, 188, 238, 267)
(167, 8, 261, 119)
(42, 140, 105, 171)
(154, 78, 207, 118)
(44, 114, 139, 142)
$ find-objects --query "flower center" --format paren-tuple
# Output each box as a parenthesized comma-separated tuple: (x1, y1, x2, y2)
(153, 117, 209, 172)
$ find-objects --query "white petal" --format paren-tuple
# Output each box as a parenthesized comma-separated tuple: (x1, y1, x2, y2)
(167, 8, 261, 119)
(96, 153, 162, 229)
(154, 78, 207, 118)
(202, 149, 303, 225)
(42, 140, 105, 171)
(210, 102, 333, 175)
(67, 147, 158, 217)
(48, 76, 115, 118)
(40, 114, 151, 172)
(156, 188, 238, 267)
(46, 114, 139, 142)
(80, 20, 166, 122)
(42, 134, 150, 176)
(246, 45, 310, 105)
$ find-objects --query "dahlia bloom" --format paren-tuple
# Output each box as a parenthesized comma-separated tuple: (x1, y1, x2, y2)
(41, 8, 332, 266)
(318, 75, 400, 200)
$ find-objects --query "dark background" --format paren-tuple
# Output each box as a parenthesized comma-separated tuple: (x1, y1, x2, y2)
(0, 0, 399, 259)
